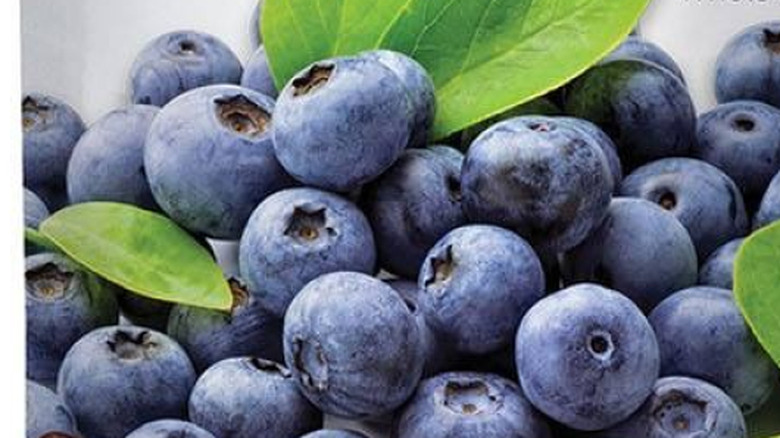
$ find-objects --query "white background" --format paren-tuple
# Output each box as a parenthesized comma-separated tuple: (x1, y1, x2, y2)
(6, 0, 780, 435)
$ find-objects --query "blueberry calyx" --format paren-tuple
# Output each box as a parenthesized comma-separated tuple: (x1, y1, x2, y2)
(292, 337, 329, 392)
(529, 121, 556, 133)
(446, 174, 462, 203)
(248, 357, 292, 378)
(442, 379, 501, 416)
(731, 115, 756, 133)
(106, 330, 158, 360)
(26, 262, 73, 299)
(284, 207, 335, 243)
(763, 29, 780, 53)
(424, 245, 455, 292)
(658, 191, 678, 210)
(292, 64, 334, 97)
(652, 390, 710, 434)
(177, 39, 198, 56)
(228, 277, 250, 313)
(22, 96, 49, 130)
(587, 330, 615, 361)
(215, 95, 270, 137)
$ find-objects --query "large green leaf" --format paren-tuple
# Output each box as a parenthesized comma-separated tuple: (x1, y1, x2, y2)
(39, 203, 231, 311)
(748, 382, 780, 437)
(262, 0, 650, 139)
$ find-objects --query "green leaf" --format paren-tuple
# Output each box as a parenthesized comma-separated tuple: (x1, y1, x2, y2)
(747, 382, 780, 437)
(25, 228, 59, 253)
(39, 202, 231, 311)
(262, 0, 650, 139)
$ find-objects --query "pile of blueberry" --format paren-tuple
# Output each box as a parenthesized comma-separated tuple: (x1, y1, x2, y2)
(22, 4, 780, 437)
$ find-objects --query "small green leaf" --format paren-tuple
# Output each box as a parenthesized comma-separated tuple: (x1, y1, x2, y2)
(39, 202, 231, 311)
(25, 228, 59, 252)
(262, 0, 650, 139)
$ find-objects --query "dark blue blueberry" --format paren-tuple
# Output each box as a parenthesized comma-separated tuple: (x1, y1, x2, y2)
(126, 419, 216, 438)
(26, 253, 118, 386)
(754, 169, 780, 230)
(461, 116, 613, 253)
(26, 380, 78, 438)
(649, 286, 778, 414)
(562, 198, 698, 312)
(396, 372, 551, 438)
(694, 100, 780, 199)
(57, 326, 196, 438)
(559, 116, 623, 186)
(24, 188, 49, 229)
(565, 59, 696, 169)
(590, 377, 747, 438)
(272, 55, 414, 192)
(516, 283, 660, 431)
(362, 146, 465, 279)
(130, 31, 242, 107)
(145, 85, 295, 239)
(239, 188, 376, 317)
(22, 93, 86, 210)
(241, 46, 277, 98)
(619, 158, 748, 260)
(67, 105, 160, 210)
(116, 289, 173, 332)
(283, 272, 424, 419)
(699, 238, 744, 290)
(300, 430, 369, 438)
(166, 277, 283, 373)
(189, 358, 322, 438)
(716, 21, 780, 108)
(604, 36, 685, 83)
(456, 97, 562, 149)
(418, 225, 545, 355)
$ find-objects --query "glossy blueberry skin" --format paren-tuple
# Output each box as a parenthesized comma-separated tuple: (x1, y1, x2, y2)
(283, 272, 424, 419)
(145, 85, 295, 239)
(418, 225, 545, 355)
(26, 253, 119, 386)
(461, 116, 613, 254)
(516, 283, 660, 431)
(26, 380, 78, 438)
(126, 420, 216, 438)
(649, 287, 778, 414)
(189, 358, 322, 438)
(129, 31, 242, 107)
(396, 372, 551, 438)
(695, 100, 780, 200)
(239, 188, 376, 317)
(22, 93, 86, 210)
(566, 59, 696, 169)
(559, 117, 623, 185)
(301, 430, 368, 438)
(699, 238, 744, 290)
(67, 105, 160, 210)
(361, 50, 436, 148)
(273, 55, 414, 192)
(562, 198, 698, 312)
(590, 377, 747, 438)
(619, 158, 748, 260)
(57, 326, 196, 438)
(362, 146, 466, 279)
(167, 278, 283, 372)
(241, 46, 278, 98)
(755, 170, 780, 230)
(716, 21, 780, 108)
(604, 36, 685, 82)
(24, 188, 49, 229)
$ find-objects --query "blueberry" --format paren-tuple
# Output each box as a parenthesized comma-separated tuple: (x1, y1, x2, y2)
(516, 283, 660, 431)
(145, 85, 295, 239)
(26, 380, 78, 438)
(418, 225, 545, 355)
(300, 430, 369, 438)
(189, 358, 322, 438)
(57, 326, 196, 438)
(565, 59, 696, 169)
(115, 289, 173, 332)
(67, 105, 160, 210)
(395, 372, 551, 438)
(461, 116, 613, 253)
(250, 0, 264, 48)
(167, 277, 283, 372)
(716, 21, 780, 108)
(241, 46, 278, 98)
(619, 158, 748, 260)
(604, 36, 685, 83)
(455, 98, 562, 149)
(283, 272, 424, 418)
(129, 31, 242, 107)
(562, 198, 698, 312)
(699, 238, 744, 290)
(22, 93, 86, 210)
(649, 286, 778, 415)
(559, 117, 623, 185)
(272, 55, 414, 192)
(591, 377, 747, 438)
(754, 170, 780, 230)
(126, 420, 216, 438)
(694, 100, 780, 200)
(24, 188, 49, 229)
(360, 50, 436, 148)
(239, 188, 376, 317)
(26, 253, 119, 386)
(362, 146, 466, 279)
